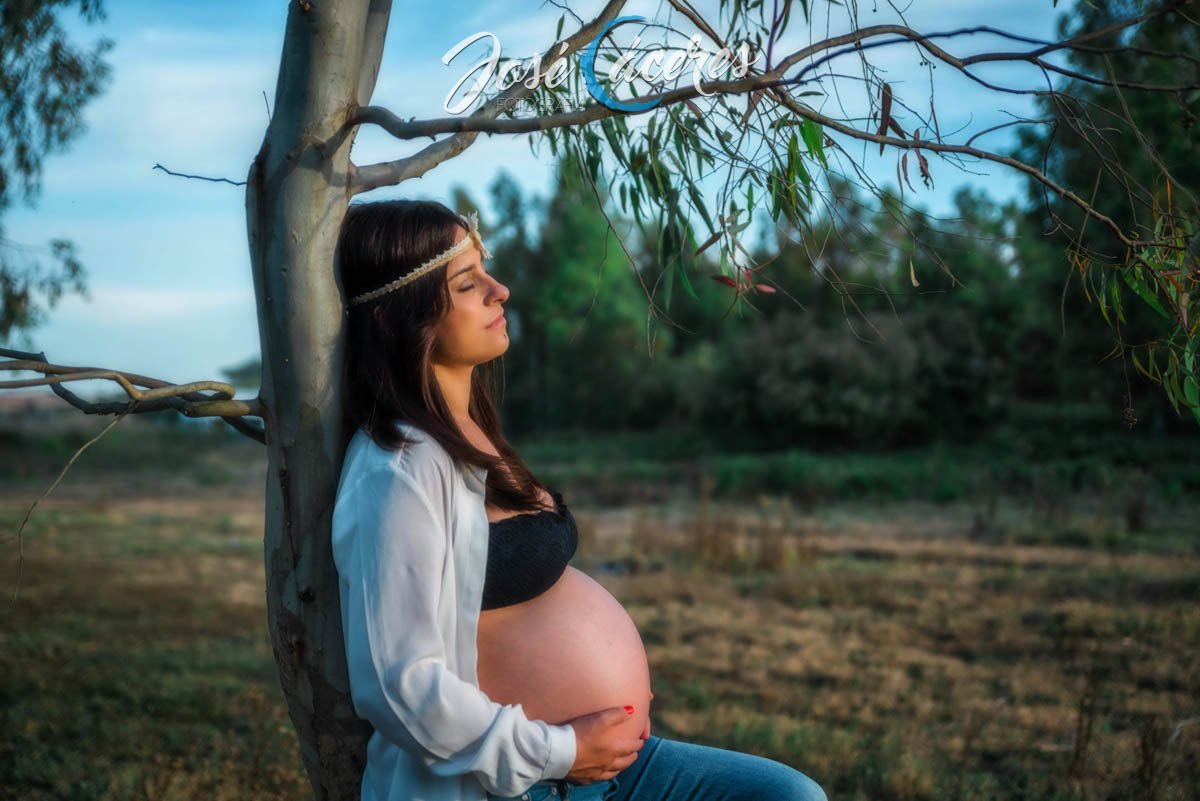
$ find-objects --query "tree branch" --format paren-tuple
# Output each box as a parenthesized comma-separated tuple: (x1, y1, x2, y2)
(343, 0, 1189, 307)
(6, 406, 133, 603)
(348, 0, 628, 194)
(349, 10, 1197, 143)
(356, 0, 393, 107)
(772, 90, 1142, 251)
(354, 55, 1143, 254)
(152, 163, 247, 186)
(0, 348, 266, 444)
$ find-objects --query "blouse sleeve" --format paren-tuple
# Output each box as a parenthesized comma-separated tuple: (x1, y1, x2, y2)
(332, 454, 577, 797)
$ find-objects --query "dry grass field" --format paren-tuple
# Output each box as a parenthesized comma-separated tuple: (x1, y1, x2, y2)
(1, 424, 1197, 801)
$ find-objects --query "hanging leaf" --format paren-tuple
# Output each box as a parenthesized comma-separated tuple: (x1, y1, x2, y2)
(1132, 347, 1150, 379)
(916, 149, 932, 188)
(1098, 284, 1112, 325)
(1165, 363, 1184, 414)
(1122, 265, 1172, 320)
(794, 155, 811, 191)
(900, 152, 915, 192)
(1110, 272, 1126, 324)
(676, 247, 698, 300)
(768, 163, 793, 223)
(600, 119, 626, 166)
(800, 119, 828, 168)
(687, 182, 715, 231)
(878, 82, 893, 154)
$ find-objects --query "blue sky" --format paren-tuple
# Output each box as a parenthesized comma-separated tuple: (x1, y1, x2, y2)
(6, 0, 1070, 400)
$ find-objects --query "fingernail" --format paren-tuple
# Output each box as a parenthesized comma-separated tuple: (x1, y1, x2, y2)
(624, 705, 635, 715)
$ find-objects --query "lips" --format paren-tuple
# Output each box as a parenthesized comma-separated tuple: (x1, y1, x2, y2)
(487, 313, 506, 328)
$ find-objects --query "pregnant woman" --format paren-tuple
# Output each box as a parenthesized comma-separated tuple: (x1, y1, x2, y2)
(332, 199, 828, 801)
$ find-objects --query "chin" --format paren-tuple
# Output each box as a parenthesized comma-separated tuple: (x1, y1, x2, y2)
(484, 339, 509, 361)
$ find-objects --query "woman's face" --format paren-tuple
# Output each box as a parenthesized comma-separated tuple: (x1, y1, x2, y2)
(431, 224, 510, 368)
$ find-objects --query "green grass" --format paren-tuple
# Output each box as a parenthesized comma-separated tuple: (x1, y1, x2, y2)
(0, 545, 307, 801)
(1, 420, 1197, 800)
(513, 424, 1200, 508)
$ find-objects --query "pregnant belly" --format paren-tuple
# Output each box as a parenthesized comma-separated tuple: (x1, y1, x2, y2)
(476, 566, 651, 742)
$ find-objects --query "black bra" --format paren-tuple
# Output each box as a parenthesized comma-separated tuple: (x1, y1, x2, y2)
(480, 488, 578, 610)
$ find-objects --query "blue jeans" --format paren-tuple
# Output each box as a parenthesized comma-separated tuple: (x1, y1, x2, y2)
(485, 734, 829, 801)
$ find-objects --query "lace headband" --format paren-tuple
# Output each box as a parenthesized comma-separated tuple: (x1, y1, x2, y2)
(346, 210, 493, 307)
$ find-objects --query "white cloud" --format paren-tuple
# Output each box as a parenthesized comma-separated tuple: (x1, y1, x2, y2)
(54, 285, 254, 324)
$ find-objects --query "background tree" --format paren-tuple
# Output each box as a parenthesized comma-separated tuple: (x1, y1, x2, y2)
(3, 1, 1198, 798)
(1014, 0, 1200, 422)
(488, 152, 651, 432)
(0, 0, 112, 345)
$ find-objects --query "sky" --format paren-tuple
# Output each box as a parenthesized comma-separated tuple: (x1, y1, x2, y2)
(5, 0, 1073, 401)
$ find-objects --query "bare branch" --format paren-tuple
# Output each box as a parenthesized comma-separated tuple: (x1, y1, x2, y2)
(6, 406, 132, 603)
(0, 347, 266, 444)
(152, 163, 246, 186)
(1100, 52, 1191, 207)
(964, 115, 1054, 149)
(356, 0, 393, 107)
(775, 90, 1141, 251)
(349, 12, 1196, 142)
(358, 56, 1143, 255)
(349, 73, 764, 139)
(348, 0, 628, 193)
(786, 4, 1196, 94)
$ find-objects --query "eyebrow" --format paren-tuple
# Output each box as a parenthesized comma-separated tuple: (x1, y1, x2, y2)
(449, 262, 483, 282)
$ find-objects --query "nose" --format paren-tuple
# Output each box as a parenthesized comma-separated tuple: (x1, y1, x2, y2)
(489, 274, 510, 303)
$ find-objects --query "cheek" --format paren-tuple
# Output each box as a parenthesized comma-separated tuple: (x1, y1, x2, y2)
(439, 303, 478, 345)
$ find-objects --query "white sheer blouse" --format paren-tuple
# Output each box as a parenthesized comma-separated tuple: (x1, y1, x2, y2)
(332, 421, 577, 801)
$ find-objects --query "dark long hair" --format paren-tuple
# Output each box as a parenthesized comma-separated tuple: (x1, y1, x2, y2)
(337, 198, 548, 514)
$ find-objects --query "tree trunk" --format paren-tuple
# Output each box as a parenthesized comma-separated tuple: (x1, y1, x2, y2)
(245, 1, 379, 797)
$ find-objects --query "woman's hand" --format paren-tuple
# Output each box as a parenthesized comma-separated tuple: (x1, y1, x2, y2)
(564, 705, 645, 784)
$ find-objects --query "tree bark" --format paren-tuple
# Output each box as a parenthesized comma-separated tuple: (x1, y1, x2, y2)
(245, 1, 379, 797)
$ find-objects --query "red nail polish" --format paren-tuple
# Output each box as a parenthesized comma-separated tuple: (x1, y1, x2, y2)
(624, 705, 635, 715)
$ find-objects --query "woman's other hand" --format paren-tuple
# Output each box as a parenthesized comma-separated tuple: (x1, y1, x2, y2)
(564, 705, 645, 783)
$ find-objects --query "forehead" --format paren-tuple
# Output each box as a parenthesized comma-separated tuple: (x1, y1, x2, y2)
(445, 232, 486, 279)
